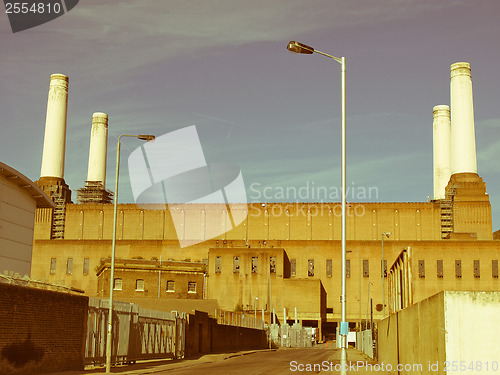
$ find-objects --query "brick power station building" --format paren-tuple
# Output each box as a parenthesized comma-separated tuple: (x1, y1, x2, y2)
(28, 64, 500, 340)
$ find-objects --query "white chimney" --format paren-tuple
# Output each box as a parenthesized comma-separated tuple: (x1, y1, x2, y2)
(40, 74, 69, 179)
(86, 112, 109, 186)
(450, 62, 477, 174)
(433, 105, 451, 200)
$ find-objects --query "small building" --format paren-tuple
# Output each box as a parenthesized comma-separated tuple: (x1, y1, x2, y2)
(96, 258, 207, 299)
(0, 162, 55, 277)
(206, 247, 327, 338)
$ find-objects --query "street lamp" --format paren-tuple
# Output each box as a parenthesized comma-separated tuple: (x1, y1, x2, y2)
(381, 232, 391, 319)
(106, 134, 155, 373)
(254, 297, 259, 319)
(287, 41, 347, 372)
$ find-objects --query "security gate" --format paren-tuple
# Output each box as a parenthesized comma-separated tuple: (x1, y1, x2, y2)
(85, 298, 186, 366)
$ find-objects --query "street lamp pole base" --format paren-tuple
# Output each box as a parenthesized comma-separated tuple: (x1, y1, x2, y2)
(340, 344, 347, 374)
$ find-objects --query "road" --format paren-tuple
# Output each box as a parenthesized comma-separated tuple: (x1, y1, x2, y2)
(156, 345, 334, 375)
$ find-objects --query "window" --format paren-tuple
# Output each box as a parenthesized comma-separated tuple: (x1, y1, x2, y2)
(346, 259, 351, 278)
(326, 259, 332, 277)
(381, 259, 388, 278)
(270, 257, 276, 274)
(50, 258, 56, 274)
(66, 258, 73, 275)
(83, 258, 90, 275)
(474, 260, 480, 278)
(418, 260, 425, 278)
(251, 257, 258, 273)
(493, 260, 499, 278)
(188, 282, 196, 293)
(113, 278, 122, 290)
(215, 256, 221, 273)
(290, 259, 296, 277)
(308, 259, 314, 277)
(167, 280, 175, 292)
(135, 279, 145, 291)
(455, 260, 462, 278)
(363, 260, 369, 277)
(233, 256, 240, 273)
(437, 259, 444, 278)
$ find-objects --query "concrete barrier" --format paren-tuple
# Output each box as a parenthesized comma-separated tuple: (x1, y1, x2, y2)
(378, 291, 500, 374)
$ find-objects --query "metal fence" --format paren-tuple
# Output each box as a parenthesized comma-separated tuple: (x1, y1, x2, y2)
(85, 298, 186, 366)
(215, 309, 265, 330)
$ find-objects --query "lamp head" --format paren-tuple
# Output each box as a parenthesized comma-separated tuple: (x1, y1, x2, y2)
(383, 232, 391, 238)
(287, 41, 314, 54)
(138, 134, 155, 141)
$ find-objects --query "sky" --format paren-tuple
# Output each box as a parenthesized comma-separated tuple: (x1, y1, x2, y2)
(1, 0, 499, 230)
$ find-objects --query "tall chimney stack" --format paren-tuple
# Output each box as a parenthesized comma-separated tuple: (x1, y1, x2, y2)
(86, 112, 108, 186)
(40, 74, 69, 179)
(450, 62, 477, 174)
(433, 105, 451, 200)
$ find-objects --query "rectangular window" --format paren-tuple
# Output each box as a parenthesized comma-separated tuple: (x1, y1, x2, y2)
(493, 260, 499, 278)
(83, 258, 90, 275)
(233, 256, 240, 273)
(66, 258, 73, 275)
(381, 259, 388, 278)
(290, 259, 296, 277)
(215, 256, 221, 273)
(135, 279, 145, 291)
(418, 260, 425, 278)
(474, 260, 480, 278)
(188, 282, 196, 293)
(455, 260, 462, 278)
(326, 259, 332, 277)
(50, 258, 56, 274)
(363, 259, 369, 278)
(308, 259, 314, 277)
(437, 259, 444, 278)
(167, 280, 175, 292)
(270, 257, 276, 274)
(251, 257, 258, 274)
(346, 259, 351, 278)
(113, 278, 122, 290)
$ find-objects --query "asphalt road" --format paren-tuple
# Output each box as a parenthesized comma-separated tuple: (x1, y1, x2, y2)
(155, 345, 334, 375)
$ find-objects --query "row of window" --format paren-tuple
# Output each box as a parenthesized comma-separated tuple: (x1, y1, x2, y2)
(113, 279, 197, 292)
(51, 257, 499, 280)
(215, 256, 277, 274)
(418, 259, 499, 279)
(50, 258, 89, 275)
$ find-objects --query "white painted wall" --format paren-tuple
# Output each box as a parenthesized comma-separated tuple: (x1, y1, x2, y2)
(0, 174, 37, 276)
(444, 291, 500, 374)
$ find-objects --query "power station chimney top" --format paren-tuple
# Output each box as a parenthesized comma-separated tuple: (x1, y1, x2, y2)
(450, 62, 471, 79)
(433, 105, 450, 114)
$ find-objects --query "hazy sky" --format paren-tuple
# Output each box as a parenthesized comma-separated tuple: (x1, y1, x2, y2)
(1, 0, 499, 230)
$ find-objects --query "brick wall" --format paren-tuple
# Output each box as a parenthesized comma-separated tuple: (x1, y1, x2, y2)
(0, 283, 88, 375)
(185, 310, 267, 357)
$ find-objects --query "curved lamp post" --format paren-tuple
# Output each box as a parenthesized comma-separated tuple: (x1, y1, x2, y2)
(287, 41, 347, 373)
(106, 134, 155, 373)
